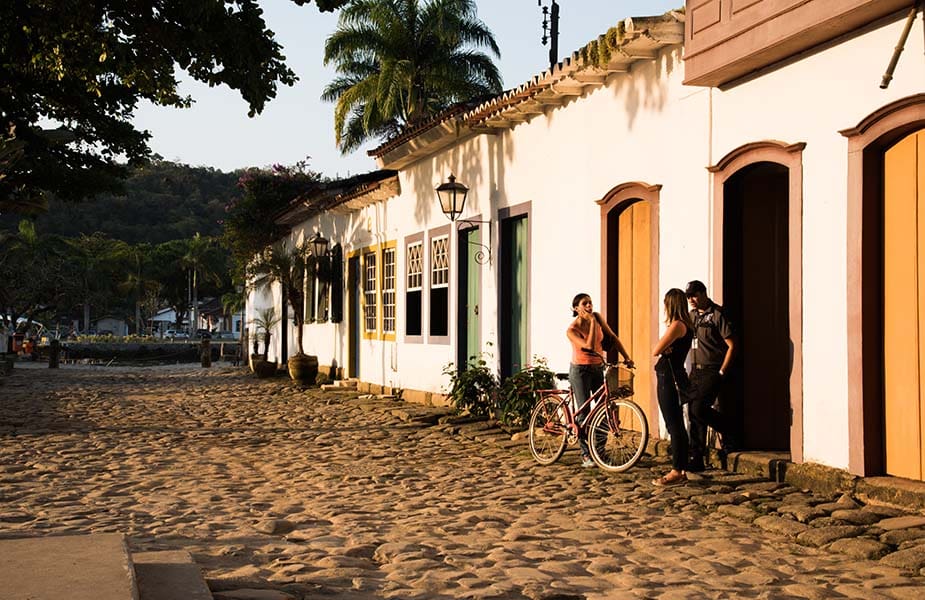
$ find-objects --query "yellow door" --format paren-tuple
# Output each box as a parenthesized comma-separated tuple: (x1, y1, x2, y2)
(617, 201, 654, 429)
(884, 129, 925, 480)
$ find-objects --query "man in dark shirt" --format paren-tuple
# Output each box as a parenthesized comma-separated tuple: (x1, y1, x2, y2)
(685, 280, 736, 471)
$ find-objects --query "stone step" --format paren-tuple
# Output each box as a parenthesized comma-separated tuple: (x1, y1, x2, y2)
(0, 533, 137, 600)
(334, 378, 358, 388)
(133, 550, 212, 600)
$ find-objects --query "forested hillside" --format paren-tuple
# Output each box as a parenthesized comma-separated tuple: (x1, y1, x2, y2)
(0, 160, 241, 243)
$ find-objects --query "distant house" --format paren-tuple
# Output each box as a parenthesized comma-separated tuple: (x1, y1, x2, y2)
(93, 316, 128, 337)
(149, 307, 179, 337)
(248, 3, 925, 483)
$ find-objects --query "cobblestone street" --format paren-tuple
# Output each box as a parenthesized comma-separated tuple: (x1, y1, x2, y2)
(1, 365, 924, 599)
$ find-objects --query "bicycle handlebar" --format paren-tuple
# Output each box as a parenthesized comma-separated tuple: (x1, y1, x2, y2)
(580, 347, 635, 369)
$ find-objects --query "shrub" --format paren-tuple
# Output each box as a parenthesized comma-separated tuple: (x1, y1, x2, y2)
(443, 353, 498, 418)
(497, 357, 556, 428)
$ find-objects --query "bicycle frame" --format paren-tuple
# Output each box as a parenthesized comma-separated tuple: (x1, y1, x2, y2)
(535, 361, 623, 440)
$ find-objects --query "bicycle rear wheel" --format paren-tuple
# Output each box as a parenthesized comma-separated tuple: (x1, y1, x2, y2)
(587, 399, 648, 472)
(528, 396, 568, 465)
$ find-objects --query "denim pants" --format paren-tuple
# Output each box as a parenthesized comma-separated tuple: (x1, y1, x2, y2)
(688, 367, 728, 461)
(569, 363, 603, 458)
(656, 369, 689, 471)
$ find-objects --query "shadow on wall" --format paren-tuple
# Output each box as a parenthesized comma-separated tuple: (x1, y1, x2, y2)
(606, 46, 681, 131)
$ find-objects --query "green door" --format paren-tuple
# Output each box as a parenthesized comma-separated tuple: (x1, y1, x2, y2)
(500, 215, 528, 378)
(458, 227, 481, 366)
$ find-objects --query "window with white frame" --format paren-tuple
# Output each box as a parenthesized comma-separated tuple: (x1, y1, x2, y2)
(406, 240, 423, 337)
(364, 251, 378, 332)
(382, 247, 396, 334)
(430, 234, 449, 336)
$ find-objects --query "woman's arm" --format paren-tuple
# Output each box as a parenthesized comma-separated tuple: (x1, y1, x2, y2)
(595, 313, 633, 364)
(566, 319, 592, 348)
(653, 321, 686, 356)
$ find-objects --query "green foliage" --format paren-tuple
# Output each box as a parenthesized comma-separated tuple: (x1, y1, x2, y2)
(249, 242, 311, 354)
(222, 162, 324, 280)
(443, 353, 499, 418)
(322, 0, 503, 152)
(496, 357, 556, 428)
(0, 160, 240, 244)
(0, 1, 309, 213)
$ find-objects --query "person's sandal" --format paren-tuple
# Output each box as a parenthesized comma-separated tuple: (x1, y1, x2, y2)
(652, 472, 688, 486)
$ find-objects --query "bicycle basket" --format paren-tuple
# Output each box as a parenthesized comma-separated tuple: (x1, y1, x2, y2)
(606, 365, 634, 399)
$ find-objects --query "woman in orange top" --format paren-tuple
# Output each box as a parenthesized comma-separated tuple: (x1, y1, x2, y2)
(566, 293, 633, 467)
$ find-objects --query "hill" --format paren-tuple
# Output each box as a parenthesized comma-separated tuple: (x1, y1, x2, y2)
(0, 160, 242, 243)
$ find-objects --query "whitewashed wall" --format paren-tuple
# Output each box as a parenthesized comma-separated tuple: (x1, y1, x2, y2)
(711, 17, 924, 470)
(252, 15, 923, 474)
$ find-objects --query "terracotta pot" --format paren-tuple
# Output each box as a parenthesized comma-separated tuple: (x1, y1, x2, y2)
(253, 359, 277, 378)
(288, 353, 319, 385)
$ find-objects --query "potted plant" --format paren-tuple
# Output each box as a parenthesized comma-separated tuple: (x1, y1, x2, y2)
(248, 306, 279, 377)
(250, 241, 319, 385)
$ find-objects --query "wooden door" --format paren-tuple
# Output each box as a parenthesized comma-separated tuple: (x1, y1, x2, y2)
(457, 227, 481, 366)
(884, 129, 925, 480)
(348, 255, 360, 379)
(500, 215, 528, 378)
(616, 201, 654, 428)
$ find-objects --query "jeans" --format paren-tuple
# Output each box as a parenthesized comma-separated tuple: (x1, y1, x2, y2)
(688, 367, 729, 462)
(656, 370, 688, 471)
(569, 363, 603, 458)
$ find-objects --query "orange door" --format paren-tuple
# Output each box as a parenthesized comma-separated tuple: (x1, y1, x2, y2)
(617, 201, 654, 429)
(884, 129, 925, 480)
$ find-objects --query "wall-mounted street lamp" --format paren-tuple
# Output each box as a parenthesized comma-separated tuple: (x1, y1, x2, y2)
(435, 174, 492, 265)
(308, 232, 329, 259)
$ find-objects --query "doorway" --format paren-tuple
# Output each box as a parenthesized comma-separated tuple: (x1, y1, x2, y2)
(457, 226, 481, 367)
(883, 128, 925, 480)
(348, 254, 360, 378)
(606, 199, 656, 429)
(499, 210, 529, 379)
(723, 162, 791, 451)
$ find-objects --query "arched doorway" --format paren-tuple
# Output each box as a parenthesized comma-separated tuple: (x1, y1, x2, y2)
(599, 183, 660, 431)
(722, 162, 791, 450)
(709, 141, 804, 460)
(843, 94, 925, 477)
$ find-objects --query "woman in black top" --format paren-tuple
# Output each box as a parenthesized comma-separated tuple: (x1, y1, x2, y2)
(652, 288, 694, 486)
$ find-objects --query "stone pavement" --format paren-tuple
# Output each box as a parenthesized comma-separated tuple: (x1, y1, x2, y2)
(1, 364, 924, 599)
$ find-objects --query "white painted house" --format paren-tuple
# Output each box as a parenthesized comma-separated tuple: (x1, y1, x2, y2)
(248, 2, 925, 482)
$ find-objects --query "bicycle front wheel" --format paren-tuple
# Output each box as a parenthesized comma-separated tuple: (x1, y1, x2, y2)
(528, 396, 568, 465)
(587, 399, 648, 472)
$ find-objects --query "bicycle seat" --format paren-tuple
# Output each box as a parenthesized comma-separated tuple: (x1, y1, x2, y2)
(555, 372, 569, 381)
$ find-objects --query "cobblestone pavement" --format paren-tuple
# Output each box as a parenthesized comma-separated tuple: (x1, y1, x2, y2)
(1, 365, 925, 600)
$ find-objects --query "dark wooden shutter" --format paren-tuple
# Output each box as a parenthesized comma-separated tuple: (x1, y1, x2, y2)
(330, 244, 344, 323)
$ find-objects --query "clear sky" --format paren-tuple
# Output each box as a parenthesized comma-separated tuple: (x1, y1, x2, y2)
(132, 1, 681, 178)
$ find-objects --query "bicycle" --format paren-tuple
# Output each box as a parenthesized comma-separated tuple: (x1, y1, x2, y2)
(527, 351, 648, 472)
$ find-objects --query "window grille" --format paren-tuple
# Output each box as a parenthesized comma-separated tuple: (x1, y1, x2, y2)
(364, 251, 378, 332)
(382, 247, 396, 334)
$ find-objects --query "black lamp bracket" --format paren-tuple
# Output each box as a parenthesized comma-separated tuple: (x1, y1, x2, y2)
(454, 217, 492, 265)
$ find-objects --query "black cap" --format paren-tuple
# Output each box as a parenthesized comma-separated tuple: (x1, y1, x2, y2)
(685, 280, 707, 296)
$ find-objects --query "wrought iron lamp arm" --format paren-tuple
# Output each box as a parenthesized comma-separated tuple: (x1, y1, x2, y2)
(455, 217, 492, 265)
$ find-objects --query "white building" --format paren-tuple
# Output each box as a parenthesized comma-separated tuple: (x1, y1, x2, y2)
(249, 2, 925, 482)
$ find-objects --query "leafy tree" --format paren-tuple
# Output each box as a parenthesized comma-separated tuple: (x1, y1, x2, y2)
(322, 0, 502, 152)
(222, 162, 324, 280)
(1, 0, 321, 214)
(183, 233, 225, 332)
(116, 242, 161, 334)
(0, 220, 71, 335)
(65, 233, 127, 331)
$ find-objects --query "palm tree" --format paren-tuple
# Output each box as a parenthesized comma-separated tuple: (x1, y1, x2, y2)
(249, 306, 280, 361)
(250, 242, 311, 356)
(322, 0, 502, 152)
(182, 233, 224, 335)
(116, 242, 161, 334)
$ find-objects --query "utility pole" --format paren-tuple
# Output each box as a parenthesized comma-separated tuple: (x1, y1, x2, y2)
(539, 0, 560, 71)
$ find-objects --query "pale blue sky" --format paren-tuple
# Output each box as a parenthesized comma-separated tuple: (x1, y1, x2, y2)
(132, 1, 680, 177)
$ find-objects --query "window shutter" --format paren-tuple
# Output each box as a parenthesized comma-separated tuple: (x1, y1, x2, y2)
(330, 244, 344, 323)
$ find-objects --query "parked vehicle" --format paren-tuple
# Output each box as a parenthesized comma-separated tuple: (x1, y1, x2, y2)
(165, 330, 190, 340)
